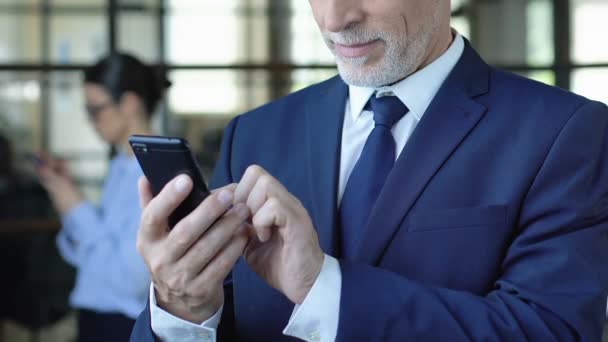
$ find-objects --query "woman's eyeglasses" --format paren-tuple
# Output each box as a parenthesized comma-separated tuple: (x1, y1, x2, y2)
(85, 102, 113, 120)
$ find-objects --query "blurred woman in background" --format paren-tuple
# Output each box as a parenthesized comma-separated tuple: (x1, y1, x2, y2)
(38, 53, 170, 342)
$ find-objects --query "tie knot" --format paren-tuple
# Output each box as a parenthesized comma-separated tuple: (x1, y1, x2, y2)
(365, 95, 408, 128)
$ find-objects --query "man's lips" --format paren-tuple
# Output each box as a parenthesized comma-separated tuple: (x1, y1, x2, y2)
(334, 40, 379, 58)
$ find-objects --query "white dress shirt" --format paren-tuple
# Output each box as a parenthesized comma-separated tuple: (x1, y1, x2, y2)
(150, 33, 465, 342)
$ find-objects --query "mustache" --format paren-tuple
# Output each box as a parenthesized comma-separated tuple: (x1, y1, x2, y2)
(323, 28, 385, 46)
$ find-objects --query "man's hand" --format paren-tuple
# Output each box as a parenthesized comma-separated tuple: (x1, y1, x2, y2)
(137, 175, 250, 323)
(234, 165, 324, 304)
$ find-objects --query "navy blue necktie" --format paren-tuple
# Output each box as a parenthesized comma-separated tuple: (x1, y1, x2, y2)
(340, 94, 408, 259)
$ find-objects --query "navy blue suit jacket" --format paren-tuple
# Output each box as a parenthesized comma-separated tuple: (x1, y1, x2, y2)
(132, 42, 608, 341)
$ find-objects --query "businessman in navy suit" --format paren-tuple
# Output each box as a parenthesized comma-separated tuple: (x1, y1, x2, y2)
(131, 0, 608, 340)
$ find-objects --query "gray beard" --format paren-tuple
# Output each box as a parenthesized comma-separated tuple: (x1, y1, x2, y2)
(328, 10, 441, 88)
(335, 35, 426, 88)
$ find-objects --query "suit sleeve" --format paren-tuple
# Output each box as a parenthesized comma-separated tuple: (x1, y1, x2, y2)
(336, 101, 608, 341)
(130, 116, 240, 342)
(130, 299, 158, 342)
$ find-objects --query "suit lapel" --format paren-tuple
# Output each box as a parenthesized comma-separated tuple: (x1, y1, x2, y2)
(355, 42, 491, 264)
(306, 77, 348, 256)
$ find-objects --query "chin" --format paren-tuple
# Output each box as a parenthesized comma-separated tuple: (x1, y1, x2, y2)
(96, 132, 113, 145)
(337, 63, 391, 88)
(336, 52, 417, 88)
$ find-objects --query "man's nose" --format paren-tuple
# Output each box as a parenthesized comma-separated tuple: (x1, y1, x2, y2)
(322, 0, 365, 33)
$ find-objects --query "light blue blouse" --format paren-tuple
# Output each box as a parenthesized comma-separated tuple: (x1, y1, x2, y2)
(56, 152, 149, 319)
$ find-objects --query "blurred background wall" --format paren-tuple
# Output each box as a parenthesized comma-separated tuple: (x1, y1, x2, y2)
(0, 0, 606, 340)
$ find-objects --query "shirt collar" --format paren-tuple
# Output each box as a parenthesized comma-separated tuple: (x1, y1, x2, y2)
(348, 32, 465, 122)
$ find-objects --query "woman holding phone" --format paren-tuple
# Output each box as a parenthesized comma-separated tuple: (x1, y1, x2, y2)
(38, 53, 171, 342)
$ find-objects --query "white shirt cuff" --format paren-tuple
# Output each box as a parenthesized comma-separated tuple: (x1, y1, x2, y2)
(283, 254, 342, 342)
(149, 283, 222, 342)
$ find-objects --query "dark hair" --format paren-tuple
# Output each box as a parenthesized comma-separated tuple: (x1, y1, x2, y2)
(0, 134, 13, 178)
(83, 52, 171, 118)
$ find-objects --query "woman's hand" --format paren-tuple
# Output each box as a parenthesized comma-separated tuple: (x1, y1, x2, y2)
(37, 154, 82, 215)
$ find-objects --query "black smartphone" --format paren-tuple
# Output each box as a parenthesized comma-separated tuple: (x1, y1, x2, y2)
(129, 135, 211, 228)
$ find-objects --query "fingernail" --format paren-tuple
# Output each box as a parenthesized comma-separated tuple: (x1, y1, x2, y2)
(259, 230, 270, 243)
(175, 175, 191, 193)
(217, 189, 233, 205)
(235, 204, 250, 219)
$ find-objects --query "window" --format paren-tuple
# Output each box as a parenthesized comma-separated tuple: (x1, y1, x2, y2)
(571, 0, 608, 103)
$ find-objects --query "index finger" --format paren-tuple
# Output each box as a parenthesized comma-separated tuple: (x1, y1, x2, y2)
(138, 176, 154, 209)
(234, 165, 268, 203)
(212, 183, 237, 194)
(234, 165, 291, 213)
